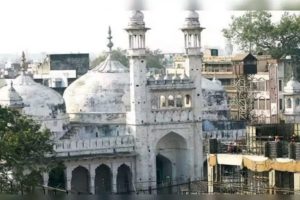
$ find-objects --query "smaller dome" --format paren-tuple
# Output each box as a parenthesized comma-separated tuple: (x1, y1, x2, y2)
(212, 77, 222, 86)
(128, 10, 145, 27)
(186, 10, 199, 19)
(180, 73, 189, 80)
(284, 77, 300, 93)
(155, 74, 162, 80)
(0, 82, 23, 108)
(202, 77, 224, 91)
(163, 73, 171, 80)
(93, 54, 128, 73)
(183, 10, 200, 28)
(148, 74, 155, 81)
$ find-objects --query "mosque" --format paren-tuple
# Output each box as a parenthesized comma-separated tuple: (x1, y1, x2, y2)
(1, 9, 299, 194)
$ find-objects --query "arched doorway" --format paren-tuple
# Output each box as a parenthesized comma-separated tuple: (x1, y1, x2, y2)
(156, 132, 188, 186)
(117, 164, 132, 194)
(156, 154, 172, 185)
(71, 166, 90, 194)
(95, 164, 112, 194)
(48, 163, 66, 189)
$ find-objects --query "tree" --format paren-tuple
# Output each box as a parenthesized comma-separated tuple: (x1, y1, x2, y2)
(145, 49, 164, 69)
(223, 11, 300, 59)
(0, 107, 54, 193)
(91, 48, 165, 69)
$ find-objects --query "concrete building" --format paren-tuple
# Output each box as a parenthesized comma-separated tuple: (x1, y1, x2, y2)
(32, 53, 89, 95)
(207, 123, 300, 194)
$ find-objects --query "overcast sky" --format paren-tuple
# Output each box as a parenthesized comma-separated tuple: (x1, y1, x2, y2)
(0, 0, 297, 55)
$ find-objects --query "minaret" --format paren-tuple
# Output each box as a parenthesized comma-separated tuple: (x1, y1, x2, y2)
(126, 10, 149, 125)
(181, 10, 204, 121)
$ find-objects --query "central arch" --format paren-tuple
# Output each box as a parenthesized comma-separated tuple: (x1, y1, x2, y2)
(156, 132, 188, 187)
(71, 166, 90, 194)
(156, 154, 172, 185)
(95, 164, 112, 194)
(48, 163, 66, 189)
(117, 164, 132, 194)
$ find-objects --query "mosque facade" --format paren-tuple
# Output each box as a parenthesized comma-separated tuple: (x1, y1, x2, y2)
(1, 9, 299, 195)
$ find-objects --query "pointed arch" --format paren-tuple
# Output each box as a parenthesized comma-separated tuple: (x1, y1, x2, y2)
(71, 166, 90, 194)
(95, 164, 112, 194)
(117, 164, 132, 194)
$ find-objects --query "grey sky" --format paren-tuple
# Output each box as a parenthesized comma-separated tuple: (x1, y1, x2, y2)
(0, 0, 297, 54)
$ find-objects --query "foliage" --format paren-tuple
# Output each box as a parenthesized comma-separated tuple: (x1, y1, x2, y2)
(91, 48, 165, 69)
(145, 49, 164, 68)
(223, 11, 300, 59)
(0, 107, 54, 193)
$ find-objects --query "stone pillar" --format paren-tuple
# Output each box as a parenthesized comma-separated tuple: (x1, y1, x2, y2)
(89, 164, 95, 194)
(42, 172, 49, 194)
(66, 167, 72, 191)
(294, 173, 300, 194)
(269, 170, 276, 194)
(112, 162, 118, 193)
(42, 172, 49, 187)
(207, 160, 214, 193)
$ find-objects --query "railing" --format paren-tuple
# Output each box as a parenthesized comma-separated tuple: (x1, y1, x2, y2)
(68, 113, 127, 124)
(54, 135, 135, 157)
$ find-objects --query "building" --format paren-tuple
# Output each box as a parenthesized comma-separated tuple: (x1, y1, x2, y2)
(206, 123, 300, 194)
(32, 53, 89, 95)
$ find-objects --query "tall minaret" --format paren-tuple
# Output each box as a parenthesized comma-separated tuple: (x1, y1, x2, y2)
(181, 10, 204, 121)
(126, 10, 149, 125)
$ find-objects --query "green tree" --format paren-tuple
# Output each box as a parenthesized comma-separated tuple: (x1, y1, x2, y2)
(0, 107, 54, 193)
(145, 49, 164, 69)
(223, 11, 300, 59)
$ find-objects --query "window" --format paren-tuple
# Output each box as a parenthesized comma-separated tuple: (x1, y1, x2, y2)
(279, 80, 282, 92)
(254, 100, 259, 109)
(160, 96, 166, 108)
(287, 98, 292, 108)
(279, 99, 283, 110)
(175, 95, 183, 107)
(296, 98, 300, 106)
(168, 95, 174, 107)
(185, 95, 191, 107)
(259, 98, 266, 110)
(266, 99, 270, 110)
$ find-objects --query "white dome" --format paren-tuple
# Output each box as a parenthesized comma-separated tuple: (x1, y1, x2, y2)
(202, 77, 224, 91)
(0, 82, 23, 108)
(12, 74, 66, 118)
(64, 57, 130, 114)
(183, 11, 200, 28)
(128, 10, 145, 27)
(186, 10, 199, 19)
(284, 77, 300, 93)
(212, 77, 222, 86)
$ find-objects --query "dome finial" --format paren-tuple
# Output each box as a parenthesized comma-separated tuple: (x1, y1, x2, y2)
(21, 51, 27, 73)
(107, 26, 113, 53)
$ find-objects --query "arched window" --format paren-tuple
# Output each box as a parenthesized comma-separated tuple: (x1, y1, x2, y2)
(296, 98, 300, 106)
(160, 96, 166, 108)
(287, 98, 292, 108)
(175, 95, 183, 107)
(185, 95, 191, 107)
(168, 95, 174, 107)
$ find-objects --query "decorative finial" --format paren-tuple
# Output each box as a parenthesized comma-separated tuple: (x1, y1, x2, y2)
(107, 26, 113, 52)
(21, 51, 27, 72)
